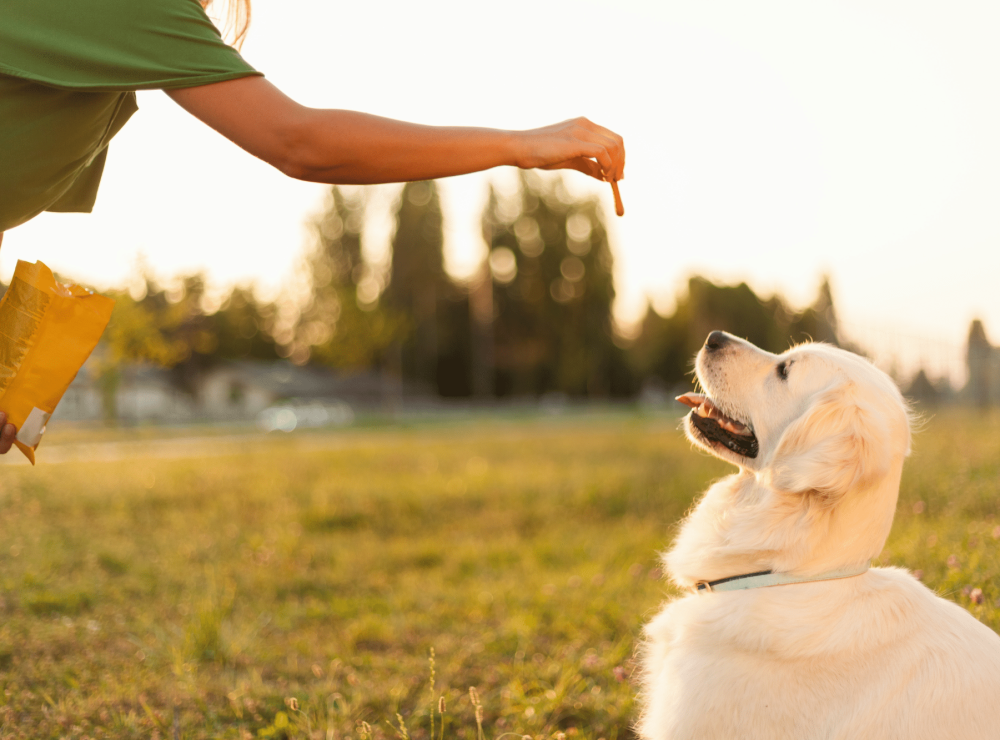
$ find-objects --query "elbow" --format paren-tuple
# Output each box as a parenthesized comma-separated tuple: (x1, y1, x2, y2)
(275, 156, 313, 182)
(272, 138, 318, 182)
(269, 115, 353, 184)
(265, 115, 324, 182)
(263, 111, 372, 184)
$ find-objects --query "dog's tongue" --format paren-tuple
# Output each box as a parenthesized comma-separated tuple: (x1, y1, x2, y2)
(676, 393, 708, 410)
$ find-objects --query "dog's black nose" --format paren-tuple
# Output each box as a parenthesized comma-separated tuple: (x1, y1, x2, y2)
(705, 331, 730, 351)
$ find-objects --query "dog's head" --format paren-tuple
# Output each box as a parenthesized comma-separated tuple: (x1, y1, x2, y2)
(668, 331, 912, 582)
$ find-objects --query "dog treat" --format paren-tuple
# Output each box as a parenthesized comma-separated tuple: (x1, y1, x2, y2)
(0, 260, 115, 463)
(610, 179, 625, 217)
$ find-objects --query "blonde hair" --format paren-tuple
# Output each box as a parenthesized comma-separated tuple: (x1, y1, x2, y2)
(201, 0, 252, 50)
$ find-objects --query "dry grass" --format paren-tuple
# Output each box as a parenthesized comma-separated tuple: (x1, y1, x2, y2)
(0, 409, 996, 738)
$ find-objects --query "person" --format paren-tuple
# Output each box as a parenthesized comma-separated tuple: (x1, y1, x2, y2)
(0, 0, 626, 454)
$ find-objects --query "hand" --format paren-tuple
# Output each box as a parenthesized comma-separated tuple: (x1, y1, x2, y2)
(512, 117, 625, 183)
(0, 413, 17, 454)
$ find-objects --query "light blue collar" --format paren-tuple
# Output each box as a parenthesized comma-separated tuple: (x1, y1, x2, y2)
(694, 561, 872, 593)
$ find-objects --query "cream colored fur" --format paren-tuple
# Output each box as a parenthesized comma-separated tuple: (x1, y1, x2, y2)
(640, 333, 1000, 740)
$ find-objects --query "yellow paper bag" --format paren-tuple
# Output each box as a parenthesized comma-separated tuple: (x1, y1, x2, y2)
(0, 261, 115, 463)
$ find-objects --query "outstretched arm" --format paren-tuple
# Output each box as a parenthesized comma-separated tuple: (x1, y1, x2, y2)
(166, 77, 625, 185)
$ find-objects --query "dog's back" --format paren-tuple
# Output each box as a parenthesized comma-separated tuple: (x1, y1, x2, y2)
(641, 567, 1000, 740)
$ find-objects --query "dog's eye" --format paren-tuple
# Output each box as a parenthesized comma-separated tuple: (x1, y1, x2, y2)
(776, 361, 790, 380)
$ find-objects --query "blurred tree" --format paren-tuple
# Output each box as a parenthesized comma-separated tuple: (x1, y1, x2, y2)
(905, 368, 940, 407)
(97, 272, 280, 420)
(96, 281, 187, 421)
(383, 181, 450, 389)
(295, 186, 405, 369)
(629, 276, 840, 387)
(155, 274, 222, 396)
(482, 173, 622, 396)
(210, 286, 280, 361)
(788, 277, 838, 345)
(965, 319, 993, 408)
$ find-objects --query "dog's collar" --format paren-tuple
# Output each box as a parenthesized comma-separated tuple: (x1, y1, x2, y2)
(693, 561, 871, 594)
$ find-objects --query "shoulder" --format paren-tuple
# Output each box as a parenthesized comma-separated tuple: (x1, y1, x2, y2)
(0, 0, 259, 91)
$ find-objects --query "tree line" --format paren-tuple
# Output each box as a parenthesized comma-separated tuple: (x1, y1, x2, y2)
(93, 174, 840, 405)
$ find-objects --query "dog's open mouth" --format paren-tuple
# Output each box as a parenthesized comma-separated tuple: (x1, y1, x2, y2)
(677, 393, 759, 458)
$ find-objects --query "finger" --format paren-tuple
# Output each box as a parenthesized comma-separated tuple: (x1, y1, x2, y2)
(576, 128, 625, 183)
(580, 142, 616, 183)
(573, 119, 625, 180)
(0, 423, 15, 454)
(601, 133, 625, 182)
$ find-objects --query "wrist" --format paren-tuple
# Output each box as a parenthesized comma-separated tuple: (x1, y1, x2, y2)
(502, 129, 528, 169)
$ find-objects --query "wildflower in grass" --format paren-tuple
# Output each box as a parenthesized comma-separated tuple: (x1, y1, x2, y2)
(429, 648, 436, 740)
(285, 697, 298, 711)
(913, 570, 924, 581)
(613, 665, 626, 682)
(436, 695, 447, 740)
(393, 712, 410, 740)
(947, 554, 959, 569)
(469, 686, 485, 740)
(970, 588, 984, 605)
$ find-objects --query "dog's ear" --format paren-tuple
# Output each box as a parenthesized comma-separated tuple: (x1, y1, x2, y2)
(768, 385, 887, 502)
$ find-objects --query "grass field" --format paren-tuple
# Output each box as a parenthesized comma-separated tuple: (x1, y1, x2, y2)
(0, 409, 998, 739)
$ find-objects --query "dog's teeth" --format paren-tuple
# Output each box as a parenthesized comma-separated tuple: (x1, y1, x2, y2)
(678, 393, 753, 437)
(719, 419, 752, 436)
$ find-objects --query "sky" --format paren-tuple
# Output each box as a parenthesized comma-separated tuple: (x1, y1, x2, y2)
(5, 0, 1000, 384)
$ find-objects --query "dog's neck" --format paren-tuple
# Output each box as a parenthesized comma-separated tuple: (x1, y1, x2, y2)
(664, 470, 900, 589)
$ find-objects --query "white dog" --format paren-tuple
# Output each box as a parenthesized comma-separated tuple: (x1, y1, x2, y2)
(639, 331, 1000, 740)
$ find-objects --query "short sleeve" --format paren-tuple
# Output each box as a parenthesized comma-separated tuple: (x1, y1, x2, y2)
(0, 0, 263, 91)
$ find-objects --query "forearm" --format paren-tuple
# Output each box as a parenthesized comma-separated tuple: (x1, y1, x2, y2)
(167, 77, 624, 186)
(286, 110, 521, 184)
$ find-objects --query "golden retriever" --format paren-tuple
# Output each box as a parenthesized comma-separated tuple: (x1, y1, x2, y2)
(639, 331, 1000, 740)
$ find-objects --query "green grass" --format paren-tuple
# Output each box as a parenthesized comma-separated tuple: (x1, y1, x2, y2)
(0, 409, 997, 739)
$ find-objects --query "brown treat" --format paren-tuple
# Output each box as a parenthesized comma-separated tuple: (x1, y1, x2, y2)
(610, 179, 624, 217)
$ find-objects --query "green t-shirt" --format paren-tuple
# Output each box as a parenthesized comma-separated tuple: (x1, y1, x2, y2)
(0, 0, 263, 232)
